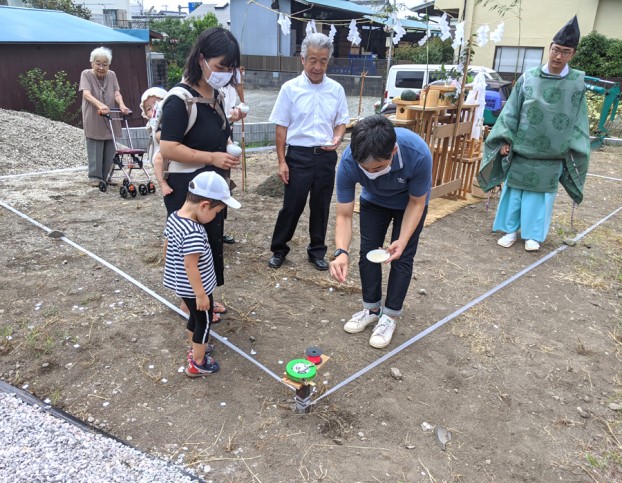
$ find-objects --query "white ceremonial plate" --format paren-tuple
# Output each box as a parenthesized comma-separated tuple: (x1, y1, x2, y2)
(366, 249, 390, 263)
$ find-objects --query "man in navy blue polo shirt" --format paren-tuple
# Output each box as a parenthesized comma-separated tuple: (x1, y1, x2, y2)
(329, 115, 432, 349)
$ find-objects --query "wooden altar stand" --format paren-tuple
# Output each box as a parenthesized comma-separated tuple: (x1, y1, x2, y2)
(396, 103, 481, 200)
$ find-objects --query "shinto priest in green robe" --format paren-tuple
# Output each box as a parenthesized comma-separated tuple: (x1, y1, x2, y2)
(478, 66, 590, 203)
(477, 15, 590, 247)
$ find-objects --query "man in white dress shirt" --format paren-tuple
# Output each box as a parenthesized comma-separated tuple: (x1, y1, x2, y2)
(268, 33, 349, 270)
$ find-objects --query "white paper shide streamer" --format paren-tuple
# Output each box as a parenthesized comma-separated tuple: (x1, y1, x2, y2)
(465, 71, 487, 139)
(347, 19, 361, 46)
(452, 21, 465, 50)
(476, 24, 490, 47)
(328, 24, 337, 43)
(439, 13, 452, 41)
(306, 19, 317, 36)
(392, 13, 406, 45)
(277, 13, 291, 36)
(490, 22, 504, 43)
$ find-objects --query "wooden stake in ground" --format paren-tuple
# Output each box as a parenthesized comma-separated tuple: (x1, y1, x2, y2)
(358, 71, 367, 117)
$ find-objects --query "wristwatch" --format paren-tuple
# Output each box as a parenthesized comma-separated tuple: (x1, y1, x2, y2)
(333, 248, 349, 258)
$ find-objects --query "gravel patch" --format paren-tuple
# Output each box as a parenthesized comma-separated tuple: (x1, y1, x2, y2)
(0, 393, 200, 482)
(0, 109, 87, 176)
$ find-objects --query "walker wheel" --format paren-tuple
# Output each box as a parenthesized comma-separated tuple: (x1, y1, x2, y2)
(98, 181, 107, 192)
(138, 184, 148, 196)
(147, 182, 156, 194)
(119, 186, 128, 198)
(128, 184, 137, 198)
(285, 359, 317, 382)
(122, 178, 130, 188)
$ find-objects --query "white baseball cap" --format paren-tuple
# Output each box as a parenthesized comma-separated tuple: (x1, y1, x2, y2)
(189, 171, 241, 209)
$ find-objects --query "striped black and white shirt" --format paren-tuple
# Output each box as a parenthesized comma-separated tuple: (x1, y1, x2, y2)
(163, 212, 216, 298)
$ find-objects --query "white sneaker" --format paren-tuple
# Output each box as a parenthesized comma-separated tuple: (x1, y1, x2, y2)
(497, 232, 518, 248)
(344, 309, 380, 334)
(524, 239, 540, 251)
(369, 314, 396, 349)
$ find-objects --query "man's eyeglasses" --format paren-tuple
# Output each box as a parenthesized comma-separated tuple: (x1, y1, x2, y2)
(550, 47, 573, 58)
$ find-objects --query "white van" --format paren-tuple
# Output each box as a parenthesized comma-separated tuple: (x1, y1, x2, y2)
(384, 64, 503, 103)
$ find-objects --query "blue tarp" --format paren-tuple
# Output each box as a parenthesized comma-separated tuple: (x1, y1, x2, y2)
(365, 15, 440, 32)
(297, 0, 379, 16)
(0, 6, 148, 44)
(296, 0, 436, 32)
(120, 29, 150, 42)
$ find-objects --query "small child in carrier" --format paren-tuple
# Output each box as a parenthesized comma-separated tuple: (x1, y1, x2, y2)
(140, 87, 172, 196)
(163, 171, 241, 378)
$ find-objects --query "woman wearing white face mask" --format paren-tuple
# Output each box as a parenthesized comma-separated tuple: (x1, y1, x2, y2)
(160, 27, 242, 323)
(329, 115, 432, 349)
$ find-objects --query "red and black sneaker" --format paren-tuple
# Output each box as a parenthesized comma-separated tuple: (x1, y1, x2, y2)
(187, 343, 215, 362)
(185, 356, 220, 378)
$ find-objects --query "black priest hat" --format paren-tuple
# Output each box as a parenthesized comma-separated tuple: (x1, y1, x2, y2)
(553, 15, 580, 48)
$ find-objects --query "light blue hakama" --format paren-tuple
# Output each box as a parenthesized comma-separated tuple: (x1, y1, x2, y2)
(493, 184, 558, 242)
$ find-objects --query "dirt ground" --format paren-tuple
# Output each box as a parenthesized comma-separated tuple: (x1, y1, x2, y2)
(1, 140, 621, 482)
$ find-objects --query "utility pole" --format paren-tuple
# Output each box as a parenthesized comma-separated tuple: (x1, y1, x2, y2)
(381, 0, 397, 107)
(385, 0, 396, 73)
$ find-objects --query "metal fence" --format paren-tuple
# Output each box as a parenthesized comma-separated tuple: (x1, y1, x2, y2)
(241, 55, 414, 78)
(119, 122, 276, 152)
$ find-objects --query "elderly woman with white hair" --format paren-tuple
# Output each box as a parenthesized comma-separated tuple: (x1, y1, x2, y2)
(79, 46, 130, 188)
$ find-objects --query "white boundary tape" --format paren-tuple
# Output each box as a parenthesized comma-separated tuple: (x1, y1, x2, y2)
(1, 166, 621, 403)
(0, 166, 87, 180)
(1, 163, 616, 184)
(0, 199, 285, 384)
(587, 173, 622, 182)
(312, 204, 622, 404)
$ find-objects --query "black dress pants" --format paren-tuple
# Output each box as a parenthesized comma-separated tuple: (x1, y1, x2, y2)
(270, 146, 337, 260)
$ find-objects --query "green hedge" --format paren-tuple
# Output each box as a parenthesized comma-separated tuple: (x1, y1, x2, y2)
(18, 68, 78, 123)
(570, 31, 622, 78)
(393, 37, 454, 64)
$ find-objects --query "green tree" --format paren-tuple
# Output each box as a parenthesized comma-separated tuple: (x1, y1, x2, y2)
(393, 37, 454, 64)
(475, 0, 520, 16)
(18, 68, 78, 123)
(604, 40, 622, 77)
(570, 32, 609, 76)
(571, 31, 622, 78)
(167, 64, 184, 90)
(150, 13, 220, 84)
(23, 0, 91, 20)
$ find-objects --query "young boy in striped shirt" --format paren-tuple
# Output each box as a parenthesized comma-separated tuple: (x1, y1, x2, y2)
(163, 171, 241, 377)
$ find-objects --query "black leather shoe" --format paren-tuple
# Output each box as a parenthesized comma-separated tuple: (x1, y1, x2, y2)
(223, 234, 235, 244)
(308, 257, 329, 271)
(268, 253, 285, 269)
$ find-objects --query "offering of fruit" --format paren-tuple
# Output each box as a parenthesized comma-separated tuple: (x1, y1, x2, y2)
(400, 89, 418, 101)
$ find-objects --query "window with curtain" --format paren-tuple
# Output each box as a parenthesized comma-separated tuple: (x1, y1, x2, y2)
(494, 47, 544, 74)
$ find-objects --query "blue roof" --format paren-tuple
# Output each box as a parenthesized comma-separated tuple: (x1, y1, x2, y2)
(291, 1, 436, 32)
(366, 15, 440, 32)
(120, 29, 151, 42)
(0, 6, 147, 44)
(297, 0, 379, 16)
